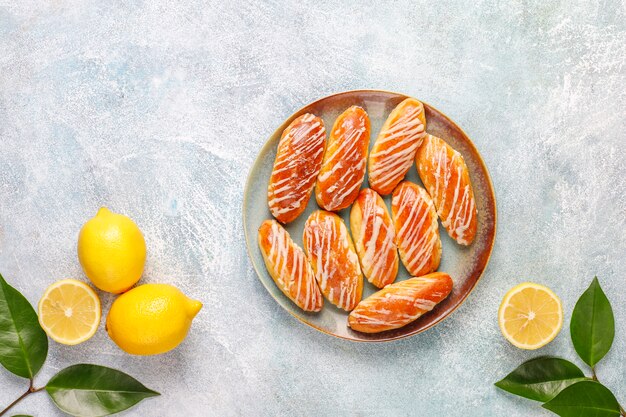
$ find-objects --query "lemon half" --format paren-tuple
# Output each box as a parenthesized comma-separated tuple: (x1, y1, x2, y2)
(38, 279, 101, 345)
(498, 282, 563, 350)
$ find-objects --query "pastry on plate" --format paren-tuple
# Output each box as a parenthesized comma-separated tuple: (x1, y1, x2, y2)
(315, 106, 370, 211)
(258, 220, 323, 312)
(391, 181, 441, 277)
(415, 134, 478, 245)
(267, 113, 326, 223)
(349, 188, 398, 288)
(368, 98, 427, 195)
(348, 272, 453, 333)
(303, 210, 363, 311)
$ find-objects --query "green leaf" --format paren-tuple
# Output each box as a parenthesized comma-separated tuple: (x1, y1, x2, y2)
(570, 277, 615, 367)
(46, 364, 160, 417)
(0, 273, 48, 379)
(495, 356, 588, 402)
(542, 380, 621, 417)
(12, 415, 33, 417)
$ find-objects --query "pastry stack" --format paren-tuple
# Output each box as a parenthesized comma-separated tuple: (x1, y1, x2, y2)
(259, 98, 477, 333)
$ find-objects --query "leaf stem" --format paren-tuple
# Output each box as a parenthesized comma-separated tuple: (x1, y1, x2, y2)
(0, 379, 44, 416)
(591, 369, 625, 417)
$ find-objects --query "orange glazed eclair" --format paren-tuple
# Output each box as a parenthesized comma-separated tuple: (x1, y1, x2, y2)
(349, 188, 399, 288)
(258, 220, 323, 312)
(267, 113, 326, 224)
(368, 98, 427, 195)
(415, 134, 478, 245)
(391, 181, 441, 277)
(315, 106, 370, 211)
(303, 210, 363, 311)
(348, 272, 453, 333)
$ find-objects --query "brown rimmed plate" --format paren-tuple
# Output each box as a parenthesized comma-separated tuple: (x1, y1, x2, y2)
(243, 90, 496, 342)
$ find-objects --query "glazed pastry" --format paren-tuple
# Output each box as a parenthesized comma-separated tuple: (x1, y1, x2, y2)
(315, 106, 370, 211)
(303, 210, 363, 311)
(349, 188, 398, 288)
(391, 181, 441, 277)
(415, 134, 478, 245)
(348, 272, 453, 333)
(258, 220, 323, 312)
(267, 113, 326, 224)
(368, 98, 427, 195)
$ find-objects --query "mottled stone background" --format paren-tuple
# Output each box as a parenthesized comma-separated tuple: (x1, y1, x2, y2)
(1, 1, 625, 416)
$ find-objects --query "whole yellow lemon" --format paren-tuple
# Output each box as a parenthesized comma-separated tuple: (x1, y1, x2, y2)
(78, 207, 146, 294)
(106, 283, 202, 355)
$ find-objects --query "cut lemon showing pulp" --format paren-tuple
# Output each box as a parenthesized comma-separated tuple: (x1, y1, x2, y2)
(38, 279, 101, 345)
(498, 282, 563, 350)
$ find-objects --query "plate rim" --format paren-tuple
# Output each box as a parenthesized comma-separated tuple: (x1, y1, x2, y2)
(243, 88, 498, 343)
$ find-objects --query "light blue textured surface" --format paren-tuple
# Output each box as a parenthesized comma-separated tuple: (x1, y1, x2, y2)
(0, 1, 625, 416)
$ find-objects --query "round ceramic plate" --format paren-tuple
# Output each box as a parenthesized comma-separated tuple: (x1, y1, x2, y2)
(243, 90, 496, 342)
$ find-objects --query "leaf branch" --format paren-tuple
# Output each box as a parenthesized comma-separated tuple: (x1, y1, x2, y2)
(0, 379, 44, 417)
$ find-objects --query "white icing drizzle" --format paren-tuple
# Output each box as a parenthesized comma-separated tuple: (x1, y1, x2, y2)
(369, 101, 426, 193)
(260, 220, 322, 312)
(268, 114, 326, 221)
(419, 135, 477, 245)
(303, 211, 362, 311)
(392, 182, 440, 276)
(348, 274, 452, 332)
(316, 108, 368, 211)
(353, 189, 397, 287)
